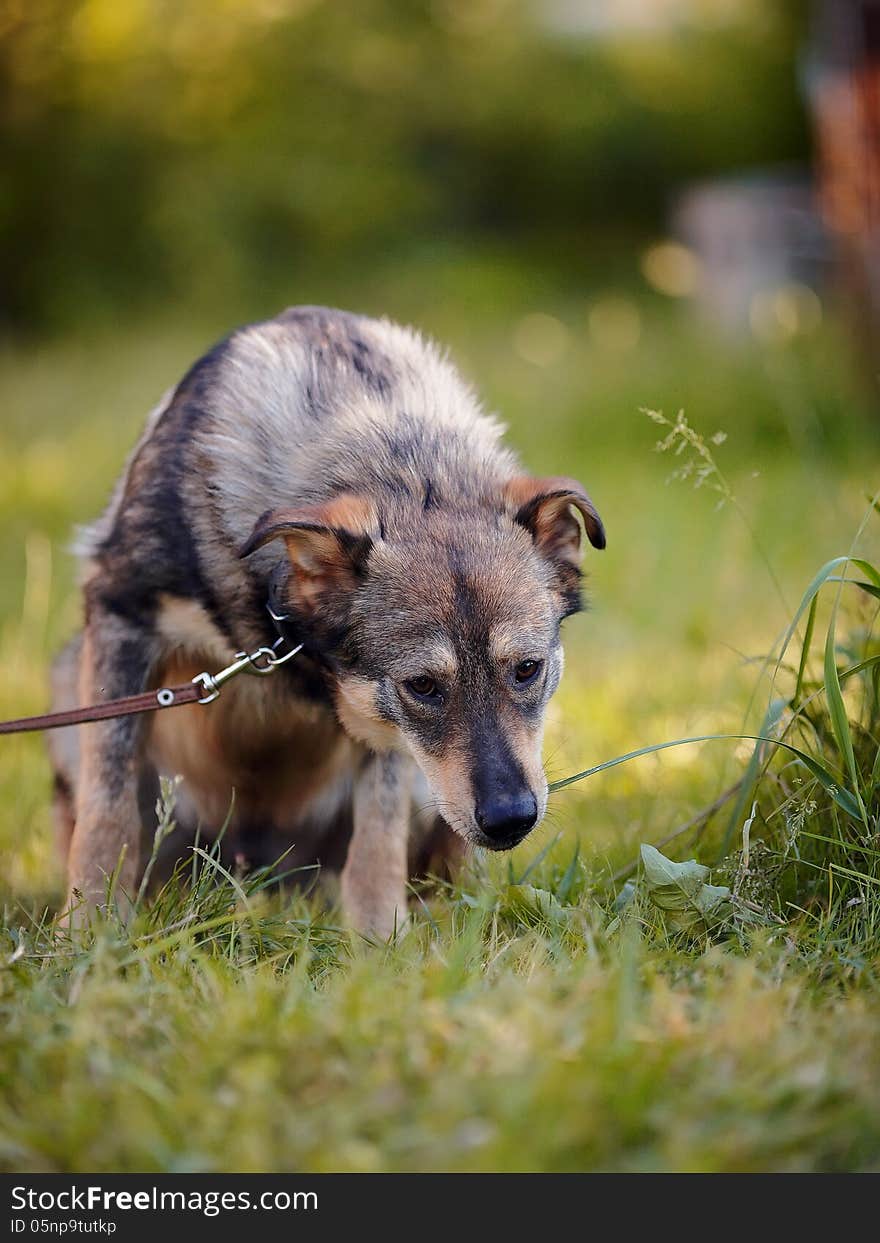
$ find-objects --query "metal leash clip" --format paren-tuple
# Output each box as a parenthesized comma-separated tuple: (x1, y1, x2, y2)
(192, 611, 303, 705)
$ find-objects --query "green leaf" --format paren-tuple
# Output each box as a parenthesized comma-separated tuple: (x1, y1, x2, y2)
(613, 880, 636, 913)
(639, 845, 732, 934)
(640, 843, 709, 897)
(501, 884, 568, 930)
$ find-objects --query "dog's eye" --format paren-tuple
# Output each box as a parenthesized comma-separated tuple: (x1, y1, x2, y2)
(405, 676, 441, 703)
(514, 659, 542, 684)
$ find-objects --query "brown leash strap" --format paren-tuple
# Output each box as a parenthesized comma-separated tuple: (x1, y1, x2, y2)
(0, 613, 304, 737)
(0, 682, 204, 735)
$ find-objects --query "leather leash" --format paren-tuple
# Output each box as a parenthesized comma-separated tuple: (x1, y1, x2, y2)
(0, 682, 205, 735)
(0, 605, 303, 737)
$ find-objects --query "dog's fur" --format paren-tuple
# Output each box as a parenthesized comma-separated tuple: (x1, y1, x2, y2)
(48, 306, 605, 937)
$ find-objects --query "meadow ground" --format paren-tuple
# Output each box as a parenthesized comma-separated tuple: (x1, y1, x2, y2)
(2, 259, 880, 1171)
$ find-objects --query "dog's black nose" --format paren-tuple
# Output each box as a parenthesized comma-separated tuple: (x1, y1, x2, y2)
(475, 792, 538, 848)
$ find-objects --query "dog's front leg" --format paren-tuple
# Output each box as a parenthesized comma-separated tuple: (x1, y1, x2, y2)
(65, 598, 156, 920)
(342, 750, 413, 940)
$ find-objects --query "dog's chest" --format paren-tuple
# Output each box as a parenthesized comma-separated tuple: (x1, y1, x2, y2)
(147, 653, 360, 835)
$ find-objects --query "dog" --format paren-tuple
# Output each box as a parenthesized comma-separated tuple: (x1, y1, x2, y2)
(47, 306, 605, 937)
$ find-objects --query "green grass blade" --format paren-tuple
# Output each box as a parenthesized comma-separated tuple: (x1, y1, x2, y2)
(549, 731, 862, 821)
(775, 556, 849, 670)
(827, 577, 880, 601)
(718, 697, 787, 859)
(830, 863, 880, 888)
(776, 555, 880, 673)
(798, 830, 880, 859)
(823, 601, 866, 824)
(870, 740, 880, 801)
(794, 595, 817, 705)
(848, 557, 880, 589)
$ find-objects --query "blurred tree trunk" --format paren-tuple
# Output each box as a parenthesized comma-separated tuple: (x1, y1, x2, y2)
(810, 0, 880, 361)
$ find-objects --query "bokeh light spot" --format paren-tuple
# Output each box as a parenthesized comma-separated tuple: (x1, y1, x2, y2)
(513, 313, 570, 367)
(641, 241, 701, 297)
(588, 297, 641, 352)
(749, 283, 823, 345)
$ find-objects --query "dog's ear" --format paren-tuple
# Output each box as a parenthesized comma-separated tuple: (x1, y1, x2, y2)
(505, 475, 605, 567)
(240, 494, 376, 614)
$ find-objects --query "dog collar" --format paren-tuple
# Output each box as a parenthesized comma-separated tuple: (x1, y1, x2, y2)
(266, 567, 339, 676)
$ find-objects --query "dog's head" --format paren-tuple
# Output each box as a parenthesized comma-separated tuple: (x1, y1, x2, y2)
(241, 478, 604, 850)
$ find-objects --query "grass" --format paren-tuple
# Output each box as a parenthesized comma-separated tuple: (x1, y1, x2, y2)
(2, 263, 880, 1172)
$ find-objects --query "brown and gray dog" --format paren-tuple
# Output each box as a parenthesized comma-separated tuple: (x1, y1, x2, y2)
(48, 306, 605, 937)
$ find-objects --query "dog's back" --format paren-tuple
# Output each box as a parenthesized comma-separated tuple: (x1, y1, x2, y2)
(78, 307, 517, 641)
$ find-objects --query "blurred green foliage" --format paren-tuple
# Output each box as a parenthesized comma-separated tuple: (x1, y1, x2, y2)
(1, 0, 808, 336)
